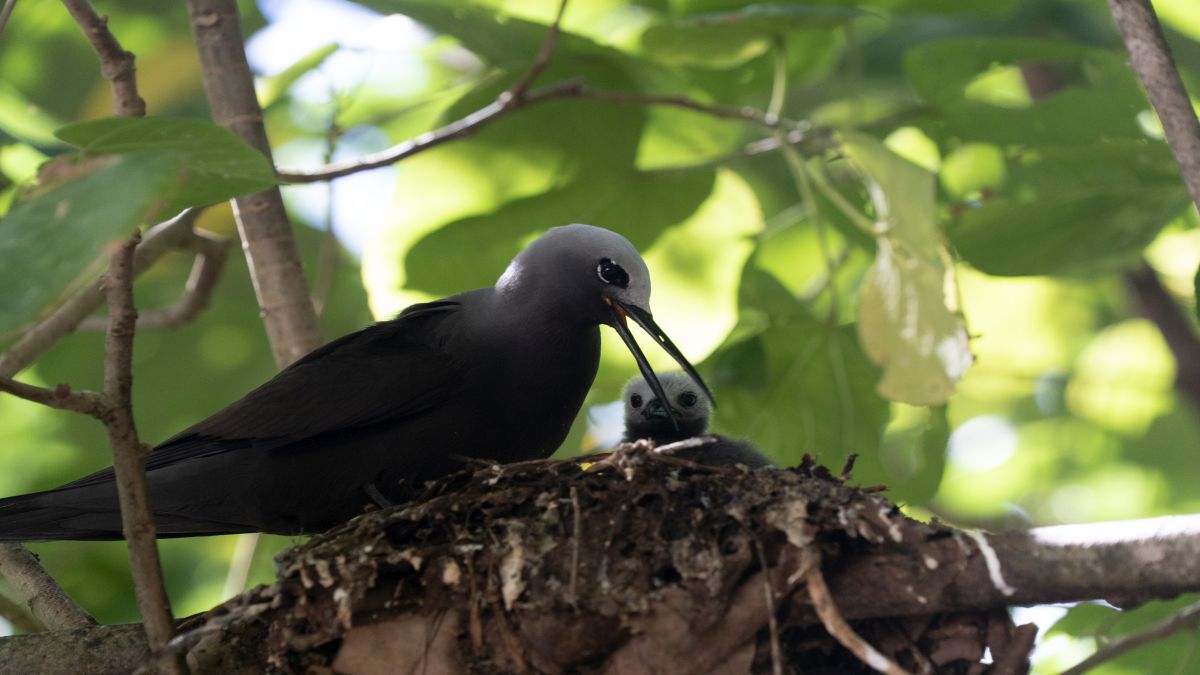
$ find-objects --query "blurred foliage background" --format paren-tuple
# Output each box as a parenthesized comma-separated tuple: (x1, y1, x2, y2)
(1, 0, 1199, 671)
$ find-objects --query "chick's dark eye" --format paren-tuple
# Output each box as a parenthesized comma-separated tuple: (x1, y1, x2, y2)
(597, 258, 629, 288)
(630, 393, 643, 408)
(678, 392, 698, 407)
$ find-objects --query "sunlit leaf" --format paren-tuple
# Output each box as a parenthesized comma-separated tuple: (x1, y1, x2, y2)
(641, 4, 863, 68)
(842, 131, 972, 406)
(0, 152, 182, 334)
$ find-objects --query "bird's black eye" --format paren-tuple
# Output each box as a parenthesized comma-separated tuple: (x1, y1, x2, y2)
(678, 392, 698, 407)
(597, 258, 629, 288)
(630, 393, 643, 408)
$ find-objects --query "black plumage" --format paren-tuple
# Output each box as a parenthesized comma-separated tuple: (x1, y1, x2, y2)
(622, 373, 772, 469)
(0, 224, 712, 540)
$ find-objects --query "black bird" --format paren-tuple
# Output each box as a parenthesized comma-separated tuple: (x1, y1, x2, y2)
(622, 373, 772, 469)
(0, 224, 712, 540)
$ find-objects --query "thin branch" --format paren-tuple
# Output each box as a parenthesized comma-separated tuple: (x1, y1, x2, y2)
(312, 110, 343, 318)
(1124, 264, 1200, 413)
(766, 36, 787, 122)
(279, 80, 574, 183)
(101, 237, 185, 674)
(0, 375, 105, 417)
(0, 0, 16, 38)
(60, 0, 145, 117)
(647, 128, 835, 176)
(0, 546, 94, 630)
(499, 0, 568, 106)
(803, 161, 877, 235)
(188, 0, 321, 368)
(0, 209, 203, 378)
(78, 229, 231, 332)
(0, 591, 44, 634)
(1107, 0, 1200, 216)
(1062, 600, 1200, 675)
(805, 550, 913, 675)
(279, 81, 809, 183)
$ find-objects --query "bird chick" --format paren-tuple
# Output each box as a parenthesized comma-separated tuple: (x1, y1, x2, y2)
(622, 373, 772, 469)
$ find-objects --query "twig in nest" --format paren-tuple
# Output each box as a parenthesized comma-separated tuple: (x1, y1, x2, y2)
(804, 549, 914, 675)
(840, 453, 859, 480)
(750, 535, 784, 675)
(569, 485, 581, 608)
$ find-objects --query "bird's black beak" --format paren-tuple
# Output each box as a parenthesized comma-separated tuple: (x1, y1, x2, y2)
(605, 298, 715, 432)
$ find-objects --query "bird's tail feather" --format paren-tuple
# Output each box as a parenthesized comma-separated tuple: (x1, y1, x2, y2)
(0, 490, 125, 542)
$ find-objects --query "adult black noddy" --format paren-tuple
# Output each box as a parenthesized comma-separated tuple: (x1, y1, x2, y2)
(0, 224, 712, 541)
(622, 373, 772, 469)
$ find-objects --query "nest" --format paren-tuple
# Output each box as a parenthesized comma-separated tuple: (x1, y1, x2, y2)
(187, 444, 1033, 674)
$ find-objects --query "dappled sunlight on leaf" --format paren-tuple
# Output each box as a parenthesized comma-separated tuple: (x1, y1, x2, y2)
(843, 132, 972, 406)
(1067, 320, 1175, 437)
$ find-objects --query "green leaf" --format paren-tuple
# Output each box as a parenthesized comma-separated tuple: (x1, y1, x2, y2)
(705, 268, 888, 468)
(904, 38, 1150, 145)
(0, 153, 182, 334)
(841, 131, 972, 406)
(258, 42, 339, 109)
(641, 4, 863, 68)
(0, 82, 66, 147)
(54, 116, 278, 216)
(948, 142, 1190, 276)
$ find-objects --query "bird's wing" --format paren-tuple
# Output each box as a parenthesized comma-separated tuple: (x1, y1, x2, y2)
(62, 299, 467, 488)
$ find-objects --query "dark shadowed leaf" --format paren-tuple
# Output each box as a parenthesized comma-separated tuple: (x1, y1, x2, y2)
(0, 152, 182, 334)
(705, 268, 888, 468)
(55, 116, 278, 216)
(947, 142, 1189, 276)
(905, 38, 1150, 145)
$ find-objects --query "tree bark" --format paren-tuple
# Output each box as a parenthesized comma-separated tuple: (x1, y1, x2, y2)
(186, 0, 320, 368)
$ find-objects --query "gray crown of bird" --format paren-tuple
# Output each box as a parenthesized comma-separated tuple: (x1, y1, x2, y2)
(0, 224, 713, 541)
(621, 372, 773, 469)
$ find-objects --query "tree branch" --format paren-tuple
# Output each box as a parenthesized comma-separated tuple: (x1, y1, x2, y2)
(60, 0, 145, 117)
(1124, 264, 1200, 412)
(0, 0, 16, 38)
(0, 546, 94, 629)
(1107, 0, 1200, 216)
(78, 229, 231, 333)
(0, 376, 105, 417)
(0, 209, 203, 378)
(498, 0, 568, 106)
(279, 81, 809, 184)
(0, 591, 43, 634)
(99, 237, 185, 674)
(1061, 599, 1200, 675)
(187, 0, 320, 368)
